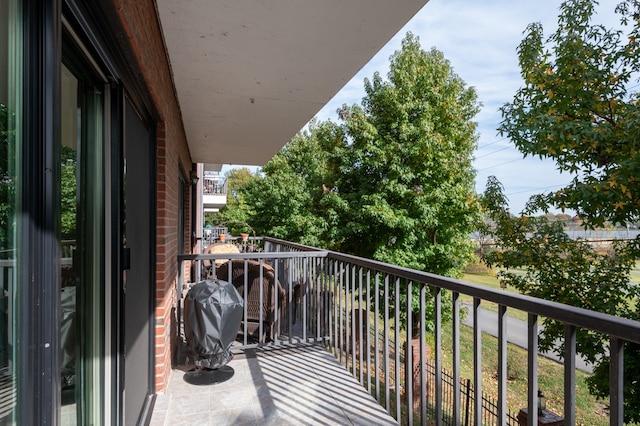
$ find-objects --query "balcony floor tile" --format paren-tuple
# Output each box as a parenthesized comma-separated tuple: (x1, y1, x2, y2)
(150, 343, 397, 426)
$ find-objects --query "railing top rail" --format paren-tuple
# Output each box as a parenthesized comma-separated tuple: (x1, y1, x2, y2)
(264, 237, 326, 252)
(265, 238, 640, 344)
(178, 251, 329, 262)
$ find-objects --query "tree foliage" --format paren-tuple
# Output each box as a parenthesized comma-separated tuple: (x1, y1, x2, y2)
(60, 146, 77, 241)
(500, 0, 640, 228)
(481, 176, 639, 360)
(0, 104, 15, 251)
(222, 33, 482, 331)
(1, 104, 76, 247)
(240, 119, 346, 247)
(495, 0, 640, 419)
(336, 33, 481, 276)
(481, 176, 640, 421)
(214, 167, 259, 234)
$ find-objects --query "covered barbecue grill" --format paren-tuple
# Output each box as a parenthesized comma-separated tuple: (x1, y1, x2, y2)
(184, 278, 243, 369)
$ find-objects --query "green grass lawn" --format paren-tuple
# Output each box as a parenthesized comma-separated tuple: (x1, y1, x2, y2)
(440, 324, 610, 425)
(461, 271, 529, 322)
(462, 259, 640, 320)
(457, 264, 640, 425)
(630, 261, 640, 284)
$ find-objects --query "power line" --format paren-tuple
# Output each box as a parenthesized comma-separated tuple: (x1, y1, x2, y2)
(475, 145, 511, 160)
(477, 136, 508, 150)
(476, 157, 524, 171)
(505, 183, 570, 196)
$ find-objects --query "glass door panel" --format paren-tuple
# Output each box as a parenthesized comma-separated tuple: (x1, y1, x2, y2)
(60, 61, 105, 425)
(0, 0, 20, 423)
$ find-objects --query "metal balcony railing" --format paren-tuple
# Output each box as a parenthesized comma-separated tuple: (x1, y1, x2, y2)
(177, 237, 640, 425)
(202, 175, 227, 196)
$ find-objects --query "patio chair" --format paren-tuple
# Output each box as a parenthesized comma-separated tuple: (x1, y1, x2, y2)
(216, 259, 297, 342)
(200, 243, 240, 280)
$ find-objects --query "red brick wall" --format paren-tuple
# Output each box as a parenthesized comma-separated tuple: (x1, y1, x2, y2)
(113, 0, 193, 392)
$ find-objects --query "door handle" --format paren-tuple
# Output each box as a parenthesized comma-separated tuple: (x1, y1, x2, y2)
(122, 247, 131, 271)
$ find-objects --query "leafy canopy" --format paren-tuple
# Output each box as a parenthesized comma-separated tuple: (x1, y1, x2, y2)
(213, 167, 259, 233)
(336, 33, 482, 278)
(0, 104, 15, 250)
(500, 0, 640, 227)
(240, 119, 346, 248)
(220, 33, 482, 331)
(495, 1, 640, 420)
(481, 177, 639, 363)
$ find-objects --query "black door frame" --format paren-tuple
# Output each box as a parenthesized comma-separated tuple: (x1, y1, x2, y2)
(15, 0, 158, 423)
(63, 1, 158, 422)
(19, 0, 63, 423)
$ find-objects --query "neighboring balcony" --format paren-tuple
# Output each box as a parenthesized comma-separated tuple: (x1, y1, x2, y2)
(203, 171, 227, 213)
(161, 237, 640, 425)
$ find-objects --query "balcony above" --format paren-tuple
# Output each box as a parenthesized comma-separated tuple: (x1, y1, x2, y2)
(203, 170, 227, 213)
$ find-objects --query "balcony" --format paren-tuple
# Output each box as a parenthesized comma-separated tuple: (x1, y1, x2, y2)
(203, 171, 227, 213)
(160, 238, 640, 425)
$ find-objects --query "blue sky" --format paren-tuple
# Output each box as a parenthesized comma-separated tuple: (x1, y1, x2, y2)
(224, 0, 620, 213)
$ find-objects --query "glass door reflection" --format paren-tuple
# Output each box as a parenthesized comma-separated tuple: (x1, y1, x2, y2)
(60, 59, 105, 425)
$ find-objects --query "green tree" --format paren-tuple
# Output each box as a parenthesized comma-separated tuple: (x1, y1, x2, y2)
(335, 33, 482, 329)
(243, 119, 346, 247)
(60, 146, 77, 241)
(215, 167, 259, 233)
(0, 104, 15, 251)
(495, 1, 640, 419)
(224, 33, 482, 333)
(499, 0, 640, 228)
(481, 176, 638, 362)
(337, 33, 481, 278)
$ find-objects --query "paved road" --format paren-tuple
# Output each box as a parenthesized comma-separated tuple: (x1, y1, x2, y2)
(461, 302, 592, 373)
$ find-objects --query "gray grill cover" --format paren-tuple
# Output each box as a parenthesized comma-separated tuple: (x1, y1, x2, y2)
(184, 279, 244, 369)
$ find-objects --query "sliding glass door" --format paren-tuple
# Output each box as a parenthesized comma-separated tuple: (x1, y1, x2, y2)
(0, 2, 153, 422)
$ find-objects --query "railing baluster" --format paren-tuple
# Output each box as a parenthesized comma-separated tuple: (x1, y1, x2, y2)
(435, 286, 442, 425)
(452, 291, 460, 426)
(375, 272, 380, 403)
(316, 258, 322, 341)
(407, 280, 413, 426)
(329, 258, 335, 348)
(394, 276, 401, 422)
(358, 266, 364, 385)
(384, 273, 390, 412)
(350, 264, 356, 376)
(273, 259, 278, 342)
(320, 257, 324, 341)
(564, 324, 576, 425)
(498, 304, 507, 426)
(365, 268, 371, 393)
(527, 313, 538, 426)
(610, 336, 624, 425)
(302, 256, 308, 341)
(473, 297, 482, 425)
(420, 283, 427, 424)
(336, 260, 341, 362)
(244, 260, 250, 346)
(287, 257, 293, 345)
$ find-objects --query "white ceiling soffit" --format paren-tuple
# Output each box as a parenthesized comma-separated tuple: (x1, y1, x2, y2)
(156, 0, 429, 166)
